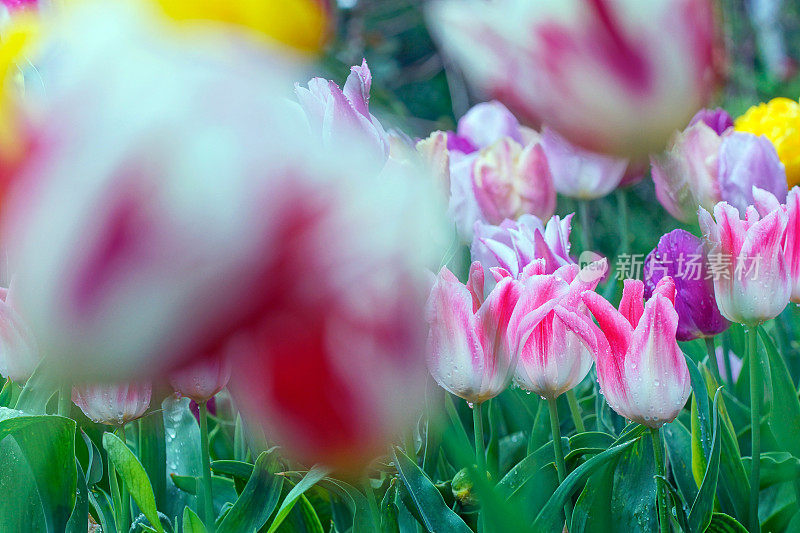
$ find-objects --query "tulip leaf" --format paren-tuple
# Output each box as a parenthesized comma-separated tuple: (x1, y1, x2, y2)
(65, 461, 89, 533)
(13, 360, 56, 415)
(532, 437, 639, 532)
(742, 452, 800, 489)
(706, 512, 749, 532)
(663, 420, 698, 505)
(182, 506, 207, 533)
(570, 462, 615, 533)
(211, 459, 255, 482)
(88, 488, 117, 533)
(266, 465, 330, 533)
(496, 439, 559, 500)
(759, 327, 800, 458)
(162, 396, 203, 518)
(103, 431, 163, 533)
(0, 410, 77, 533)
(138, 412, 168, 510)
(688, 390, 722, 533)
(393, 447, 472, 533)
(216, 450, 284, 533)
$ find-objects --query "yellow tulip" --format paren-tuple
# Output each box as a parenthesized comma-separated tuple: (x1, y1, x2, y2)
(735, 97, 800, 187)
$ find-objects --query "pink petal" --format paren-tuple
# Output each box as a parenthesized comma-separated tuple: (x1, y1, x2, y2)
(343, 59, 372, 119)
(582, 291, 633, 360)
(651, 276, 676, 305)
(618, 279, 644, 328)
(467, 261, 485, 311)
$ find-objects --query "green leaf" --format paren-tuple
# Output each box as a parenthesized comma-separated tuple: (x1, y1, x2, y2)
(610, 436, 657, 531)
(570, 462, 615, 533)
(216, 450, 284, 533)
(13, 360, 56, 415)
(742, 452, 800, 489)
(138, 413, 167, 510)
(88, 489, 117, 533)
(0, 410, 77, 532)
(663, 420, 698, 506)
(102, 431, 163, 533)
(65, 461, 89, 533)
(686, 355, 712, 485)
(393, 447, 471, 533)
(182, 507, 207, 533)
(687, 390, 722, 533)
(705, 512, 749, 533)
(760, 327, 800, 458)
(162, 396, 202, 519)
(80, 430, 103, 486)
(532, 437, 639, 532)
(211, 459, 255, 481)
(267, 465, 330, 533)
(496, 439, 558, 500)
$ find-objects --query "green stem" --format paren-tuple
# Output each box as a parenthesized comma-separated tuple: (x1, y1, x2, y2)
(566, 390, 585, 433)
(117, 425, 130, 532)
(548, 397, 572, 525)
(107, 431, 123, 532)
(199, 401, 216, 531)
(579, 201, 593, 253)
(721, 336, 735, 385)
(616, 189, 630, 255)
(748, 327, 761, 532)
(705, 336, 721, 382)
(650, 427, 669, 533)
(57, 383, 71, 417)
(473, 402, 486, 533)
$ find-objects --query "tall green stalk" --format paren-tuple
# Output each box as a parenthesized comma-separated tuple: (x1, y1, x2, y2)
(650, 427, 669, 533)
(473, 402, 486, 532)
(548, 397, 572, 525)
(566, 390, 585, 433)
(107, 433, 123, 532)
(57, 383, 71, 417)
(199, 401, 216, 531)
(117, 425, 131, 531)
(579, 201, 593, 252)
(705, 336, 721, 381)
(748, 328, 761, 532)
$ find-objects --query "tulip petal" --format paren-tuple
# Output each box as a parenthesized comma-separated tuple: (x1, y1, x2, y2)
(582, 291, 632, 360)
(618, 279, 645, 328)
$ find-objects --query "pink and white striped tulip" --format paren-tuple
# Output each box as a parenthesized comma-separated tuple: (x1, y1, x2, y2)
(72, 381, 152, 426)
(169, 354, 231, 404)
(426, 261, 568, 403)
(0, 284, 39, 383)
(575, 278, 691, 428)
(295, 59, 390, 168)
(698, 201, 791, 325)
(753, 186, 800, 304)
(505, 260, 607, 399)
(540, 128, 628, 200)
(427, 0, 718, 157)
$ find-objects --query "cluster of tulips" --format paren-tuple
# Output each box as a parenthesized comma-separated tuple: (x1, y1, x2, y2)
(0, 0, 800, 531)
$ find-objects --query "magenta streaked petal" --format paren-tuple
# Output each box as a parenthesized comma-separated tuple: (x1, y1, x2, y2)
(618, 279, 645, 328)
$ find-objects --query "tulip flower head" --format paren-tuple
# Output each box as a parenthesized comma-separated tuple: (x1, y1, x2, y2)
(72, 381, 152, 426)
(169, 354, 231, 404)
(753, 186, 800, 304)
(428, 0, 719, 156)
(577, 278, 691, 428)
(471, 214, 574, 281)
(0, 284, 39, 383)
(540, 128, 628, 200)
(651, 108, 787, 223)
(506, 260, 607, 399)
(644, 229, 728, 341)
(426, 261, 570, 404)
(736, 97, 800, 187)
(698, 201, 790, 325)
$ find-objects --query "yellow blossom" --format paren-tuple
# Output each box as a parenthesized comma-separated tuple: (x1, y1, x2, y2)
(735, 97, 800, 187)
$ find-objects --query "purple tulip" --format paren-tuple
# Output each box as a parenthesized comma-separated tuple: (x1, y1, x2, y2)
(689, 107, 734, 135)
(643, 229, 729, 341)
(718, 133, 788, 215)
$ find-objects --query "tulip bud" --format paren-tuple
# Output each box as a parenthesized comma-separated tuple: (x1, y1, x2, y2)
(540, 128, 628, 200)
(507, 261, 606, 399)
(698, 202, 791, 325)
(72, 382, 152, 426)
(735, 97, 800, 187)
(576, 278, 691, 428)
(471, 214, 573, 281)
(472, 138, 556, 224)
(0, 284, 39, 383)
(169, 355, 231, 404)
(652, 108, 787, 222)
(644, 229, 728, 341)
(428, 0, 719, 156)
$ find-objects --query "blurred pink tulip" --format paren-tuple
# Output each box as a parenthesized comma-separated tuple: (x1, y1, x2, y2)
(753, 186, 800, 304)
(540, 128, 628, 200)
(426, 261, 569, 404)
(295, 59, 390, 167)
(0, 284, 39, 383)
(505, 260, 606, 399)
(575, 278, 691, 428)
(652, 108, 787, 223)
(169, 355, 231, 404)
(471, 214, 574, 280)
(72, 381, 152, 426)
(699, 201, 790, 325)
(428, 0, 718, 157)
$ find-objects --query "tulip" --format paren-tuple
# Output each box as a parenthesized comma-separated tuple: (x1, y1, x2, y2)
(506, 261, 606, 399)
(575, 278, 691, 428)
(169, 355, 231, 404)
(427, 0, 718, 157)
(735, 97, 800, 187)
(72, 381, 152, 426)
(651, 108, 787, 223)
(295, 59, 390, 167)
(471, 213, 573, 280)
(698, 202, 790, 325)
(540, 128, 628, 200)
(426, 260, 571, 404)
(643, 229, 728, 341)
(0, 284, 39, 383)
(753, 186, 800, 303)
(418, 101, 555, 240)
